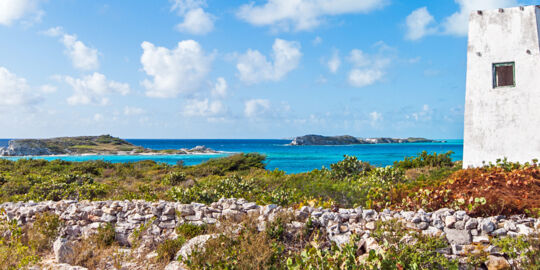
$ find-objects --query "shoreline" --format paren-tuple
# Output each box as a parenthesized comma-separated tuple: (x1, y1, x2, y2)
(0, 151, 231, 159)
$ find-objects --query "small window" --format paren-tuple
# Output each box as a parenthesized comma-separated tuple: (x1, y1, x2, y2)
(493, 62, 515, 88)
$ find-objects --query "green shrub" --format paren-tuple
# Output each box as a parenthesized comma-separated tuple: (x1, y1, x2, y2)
(493, 235, 540, 268)
(156, 237, 185, 262)
(394, 151, 454, 169)
(329, 155, 372, 180)
(176, 223, 207, 239)
(28, 212, 63, 252)
(162, 172, 186, 185)
(0, 216, 40, 269)
(93, 223, 116, 248)
(185, 153, 266, 176)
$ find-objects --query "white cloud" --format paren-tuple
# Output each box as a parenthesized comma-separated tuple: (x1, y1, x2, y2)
(244, 99, 271, 118)
(0, 67, 41, 107)
(237, 0, 389, 31)
(369, 111, 383, 122)
(140, 40, 213, 98)
(405, 0, 519, 40)
(43, 27, 100, 71)
(327, 50, 341, 73)
(406, 104, 433, 121)
(211, 77, 227, 98)
(0, 0, 43, 26)
(347, 48, 391, 88)
(171, 0, 206, 15)
(237, 39, 302, 84)
(61, 72, 130, 106)
(171, 0, 214, 35)
(40, 84, 57, 93)
(443, 0, 518, 36)
(405, 7, 437, 40)
(176, 8, 215, 35)
(183, 99, 226, 117)
(93, 113, 104, 122)
(348, 69, 384, 88)
(124, 106, 146, 116)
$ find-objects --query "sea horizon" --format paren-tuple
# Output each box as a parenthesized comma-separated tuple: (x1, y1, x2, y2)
(0, 138, 464, 174)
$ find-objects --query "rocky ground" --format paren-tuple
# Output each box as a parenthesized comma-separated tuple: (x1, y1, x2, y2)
(2, 198, 539, 269)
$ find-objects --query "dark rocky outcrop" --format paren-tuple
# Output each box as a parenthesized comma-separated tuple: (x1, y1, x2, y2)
(0, 135, 219, 156)
(289, 134, 440, 146)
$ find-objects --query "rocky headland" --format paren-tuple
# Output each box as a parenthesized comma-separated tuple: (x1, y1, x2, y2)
(289, 134, 441, 146)
(0, 135, 218, 157)
(1, 198, 538, 270)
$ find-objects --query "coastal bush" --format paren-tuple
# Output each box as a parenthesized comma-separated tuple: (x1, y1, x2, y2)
(162, 171, 186, 185)
(184, 153, 266, 177)
(27, 212, 63, 252)
(176, 223, 207, 239)
(394, 151, 454, 169)
(93, 223, 117, 248)
(492, 234, 540, 268)
(184, 217, 285, 269)
(328, 155, 372, 180)
(156, 237, 185, 262)
(0, 215, 40, 269)
(400, 160, 540, 216)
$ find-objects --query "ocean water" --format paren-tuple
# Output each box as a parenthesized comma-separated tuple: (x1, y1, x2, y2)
(0, 139, 463, 174)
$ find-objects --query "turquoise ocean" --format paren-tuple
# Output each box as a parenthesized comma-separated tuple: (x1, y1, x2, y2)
(0, 139, 463, 174)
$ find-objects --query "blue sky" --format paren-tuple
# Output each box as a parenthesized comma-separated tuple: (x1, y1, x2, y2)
(0, 0, 538, 139)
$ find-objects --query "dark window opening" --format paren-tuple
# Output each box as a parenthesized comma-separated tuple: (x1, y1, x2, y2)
(493, 62, 515, 88)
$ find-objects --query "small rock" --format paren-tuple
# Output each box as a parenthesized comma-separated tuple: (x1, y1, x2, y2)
(444, 228, 472, 245)
(491, 228, 507, 237)
(503, 221, 517, 232)
(164, 261, 188, 270)
(329, 233, 351, 246)
(176, 234, 218, 260)
(485, 255, 511, 270)
(53, 238, 74, 264)
(465, 218, 478, 230)
(481, 220, 496, 233)
(417, 222, 429, 230)
(454, 221, 465, 230)
(517, 224, 534, 236)
(445, 216, 457, 228)
(365, 221, 376, 230)
(473, 235, 490, 244)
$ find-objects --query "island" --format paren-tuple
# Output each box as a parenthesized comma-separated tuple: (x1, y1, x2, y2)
(289, 134, 442, 146)
(0, 135, 218, 156)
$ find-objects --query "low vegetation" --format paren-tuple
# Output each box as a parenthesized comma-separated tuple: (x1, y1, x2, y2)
(0, 151, 539, 217)
(1, 151, 540, 269)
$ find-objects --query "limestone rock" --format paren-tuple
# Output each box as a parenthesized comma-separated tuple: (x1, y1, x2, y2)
(53, 238, 75, 264)
(485, 255, 511, 270)
(165, 261, 188, 270)
(444, 228, 472, 245)
(176, 234, 218, 260)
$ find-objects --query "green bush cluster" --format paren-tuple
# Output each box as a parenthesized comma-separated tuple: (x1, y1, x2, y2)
(394, 151, 454, 169)
(156, 238, 185, 262)
(328, 155, 373, 180)
(176, 223, 207, 239)
(0, 152, 458, 212)
(0, 212, 63, 269)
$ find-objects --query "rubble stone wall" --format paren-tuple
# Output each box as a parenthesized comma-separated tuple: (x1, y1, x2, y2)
(2, 198, 539, 263)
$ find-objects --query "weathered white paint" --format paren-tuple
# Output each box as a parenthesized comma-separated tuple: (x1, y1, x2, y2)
(464, 6, 540, 167)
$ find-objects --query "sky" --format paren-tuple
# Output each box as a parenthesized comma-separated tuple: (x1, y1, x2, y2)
(1, 0, 538, 139)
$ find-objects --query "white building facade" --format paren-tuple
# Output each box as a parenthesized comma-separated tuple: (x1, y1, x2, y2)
(464, 6, 540, 167)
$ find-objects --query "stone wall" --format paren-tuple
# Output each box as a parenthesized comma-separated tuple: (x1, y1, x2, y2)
(2, 198, 539, 269)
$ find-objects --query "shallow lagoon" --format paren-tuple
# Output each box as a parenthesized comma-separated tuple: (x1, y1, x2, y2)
(0, 139, 463, 174)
